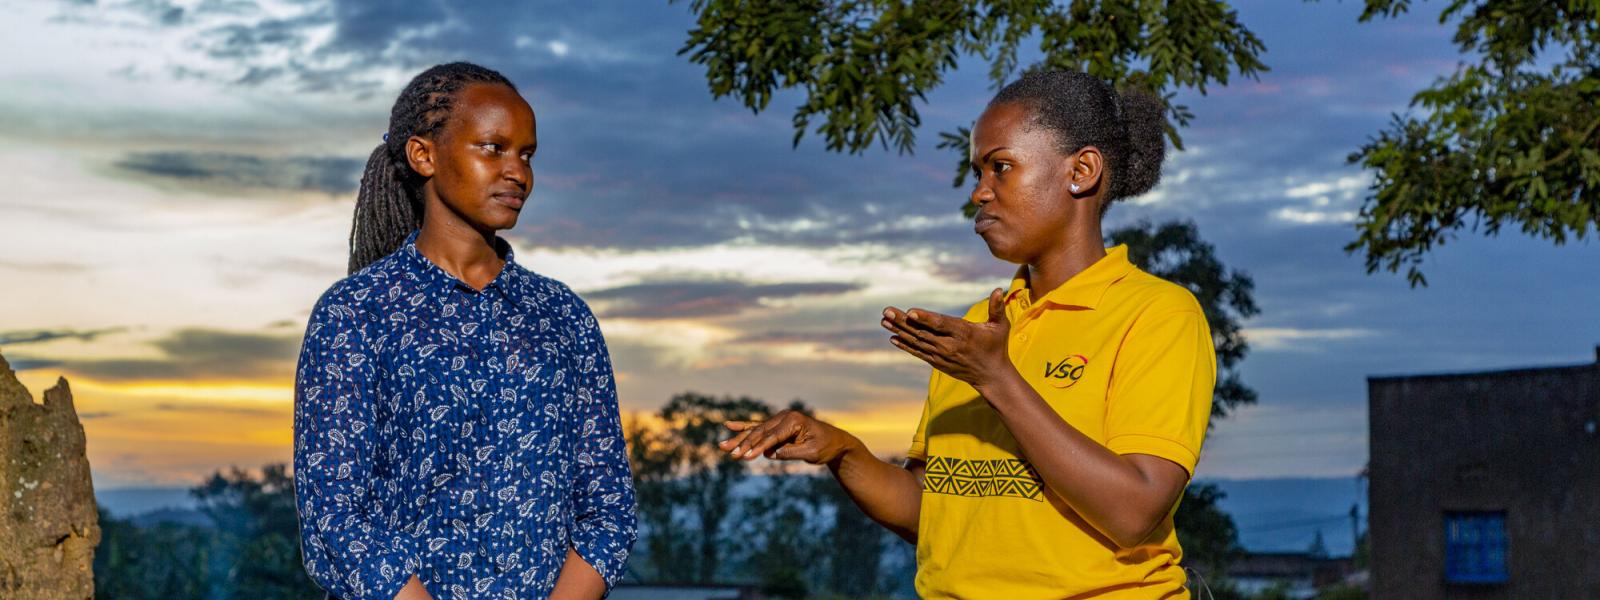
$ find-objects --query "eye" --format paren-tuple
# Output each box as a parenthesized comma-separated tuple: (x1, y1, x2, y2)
(481, 143, 503, 154)
(995, 162, 1012, 174)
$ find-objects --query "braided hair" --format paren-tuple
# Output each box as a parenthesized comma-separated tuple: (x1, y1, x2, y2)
(348, 62, 516, 274)
(990, 70, 1166, 213)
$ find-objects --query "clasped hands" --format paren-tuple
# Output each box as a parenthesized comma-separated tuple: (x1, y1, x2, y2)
(719, 289, 1015, 462)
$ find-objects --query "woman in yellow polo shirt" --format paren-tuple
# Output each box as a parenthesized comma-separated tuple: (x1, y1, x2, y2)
(720, 69, 1216, 599)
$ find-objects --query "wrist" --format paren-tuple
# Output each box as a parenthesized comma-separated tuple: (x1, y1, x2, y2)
(971, 362, 1022, 398)
(826, 431, 869, 471)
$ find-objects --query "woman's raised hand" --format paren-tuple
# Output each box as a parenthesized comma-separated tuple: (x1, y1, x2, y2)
(881, 288, 1012, 389)
(719, 409, 861, 466)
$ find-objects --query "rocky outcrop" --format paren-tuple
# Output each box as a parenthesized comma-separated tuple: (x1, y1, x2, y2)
(0, 351, 99, 599)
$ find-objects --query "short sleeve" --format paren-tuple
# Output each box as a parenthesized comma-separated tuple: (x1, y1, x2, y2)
(907, 370, 939, 461)
(1103, 309, 1216, 476)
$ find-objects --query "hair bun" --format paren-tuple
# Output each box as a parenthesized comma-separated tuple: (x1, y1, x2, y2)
(1112, 88, 1166, 200)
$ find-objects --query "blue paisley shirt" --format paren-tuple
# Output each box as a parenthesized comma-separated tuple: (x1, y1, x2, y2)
(293, 230, 636, 600)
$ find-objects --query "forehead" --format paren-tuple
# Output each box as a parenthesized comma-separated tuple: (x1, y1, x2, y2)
(971, 101, 1052, 151)
(447, 83, 536, 135)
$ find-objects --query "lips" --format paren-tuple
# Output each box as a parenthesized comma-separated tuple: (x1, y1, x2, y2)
(974, 212, 999, 234)
(491, 192, 526, 210)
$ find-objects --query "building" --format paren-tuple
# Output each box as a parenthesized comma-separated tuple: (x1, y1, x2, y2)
(1226, 552, 1356, 599)
(1367, 348, 1600, 598)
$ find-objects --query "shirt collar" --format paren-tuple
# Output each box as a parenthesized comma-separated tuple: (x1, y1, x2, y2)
(398, 229, 523, 302)
(1005, 244, 1137, 313)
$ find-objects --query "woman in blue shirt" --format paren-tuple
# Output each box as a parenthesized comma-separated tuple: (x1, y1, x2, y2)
(293, 62, 636, 600)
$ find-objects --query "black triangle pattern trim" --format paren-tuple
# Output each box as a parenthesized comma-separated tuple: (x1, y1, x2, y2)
(922, 455, 1043, 501)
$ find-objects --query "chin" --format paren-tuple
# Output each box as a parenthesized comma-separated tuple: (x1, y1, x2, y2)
(980, 236, 1024, 265)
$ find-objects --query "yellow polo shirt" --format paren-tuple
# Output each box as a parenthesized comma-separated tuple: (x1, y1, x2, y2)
(908, 245, 1215, 599)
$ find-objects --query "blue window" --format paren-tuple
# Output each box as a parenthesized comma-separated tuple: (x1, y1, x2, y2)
(1444, 511, 1508, 584)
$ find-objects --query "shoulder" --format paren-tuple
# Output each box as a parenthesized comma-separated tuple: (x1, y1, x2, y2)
(1113, 268, 1205, 318)
(511, 267, 601, 327)
(307, 254, 407, 326)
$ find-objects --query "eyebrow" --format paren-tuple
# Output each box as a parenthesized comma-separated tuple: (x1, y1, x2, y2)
(979, 146, 1011, 164)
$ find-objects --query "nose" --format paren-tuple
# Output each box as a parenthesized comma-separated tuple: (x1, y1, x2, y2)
(969, 179, 994, 207)
(503, 158, 530, 191)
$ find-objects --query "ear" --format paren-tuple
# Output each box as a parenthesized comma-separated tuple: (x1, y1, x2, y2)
(1069, 146, 1106, 197)
(406, 135, 437, 178)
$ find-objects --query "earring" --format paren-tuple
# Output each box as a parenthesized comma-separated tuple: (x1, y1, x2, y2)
(1070, 183, 1081, 193)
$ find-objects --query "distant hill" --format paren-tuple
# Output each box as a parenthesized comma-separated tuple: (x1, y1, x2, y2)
(96, 487, 195, 518)
(1201, 477, 1368, 556)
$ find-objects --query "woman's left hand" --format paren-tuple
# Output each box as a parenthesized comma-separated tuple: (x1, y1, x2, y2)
(882, 288, 1013, 389)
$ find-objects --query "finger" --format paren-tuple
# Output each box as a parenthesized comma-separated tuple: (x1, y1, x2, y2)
(905, 308, 962, 335)
(770, 440, 820, 463)
(721, 427, 759, 453)
(741, 417, 804, 460)
(883, 312, 947, 349)
(721, 420, 768, 452)
(987, 288, 1006, 324)
(890, 334, 952, 372)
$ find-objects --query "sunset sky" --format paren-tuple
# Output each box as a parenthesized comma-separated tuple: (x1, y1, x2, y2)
(3, 0, 1597, 490)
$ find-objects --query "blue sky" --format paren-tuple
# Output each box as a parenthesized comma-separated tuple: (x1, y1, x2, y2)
(1, 0, 1596, 488)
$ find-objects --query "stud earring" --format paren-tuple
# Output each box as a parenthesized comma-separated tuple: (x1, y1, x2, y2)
(1070, 183, 1081, 193)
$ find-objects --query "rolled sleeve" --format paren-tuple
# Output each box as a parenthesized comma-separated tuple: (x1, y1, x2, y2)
(565, 299, 638, 590)
(293, 291, 422, 600)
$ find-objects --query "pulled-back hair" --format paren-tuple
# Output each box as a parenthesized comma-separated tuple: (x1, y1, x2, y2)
(990, 70, 1166, 211)
(348, 62, 515, 274)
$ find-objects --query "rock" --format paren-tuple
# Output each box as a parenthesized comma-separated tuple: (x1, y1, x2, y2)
(0, 351, 100, 599)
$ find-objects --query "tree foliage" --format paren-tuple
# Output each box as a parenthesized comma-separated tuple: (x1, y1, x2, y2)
(1173, 482, 1244, 582)
(93, 464, 320, 600)
(676, 0, 1267, 157)
(1344, 0, 1600, 285)
(626, 392, 780, 582)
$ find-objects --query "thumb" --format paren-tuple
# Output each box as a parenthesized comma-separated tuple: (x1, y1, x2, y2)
(988, 288, 1006, 324)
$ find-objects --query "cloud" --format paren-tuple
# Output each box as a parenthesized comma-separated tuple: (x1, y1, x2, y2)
(1243, 327, 1378, 352)
(2, 356, 64, 372)
(0, 259, 93, 274)
(153, 402, 282, 417)
(589, 280, 865, 320)
(113, 151, 363, 195)
(0, 327, 127, 346)
(730, 328, 888, 354)
(57, 328, 299, 382)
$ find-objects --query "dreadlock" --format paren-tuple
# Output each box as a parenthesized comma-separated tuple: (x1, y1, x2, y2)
(348, 62, 516, 274)
(990, 70, 1167, 214)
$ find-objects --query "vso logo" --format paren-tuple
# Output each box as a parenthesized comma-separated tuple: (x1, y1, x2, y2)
(1044, 355, 1089, 389)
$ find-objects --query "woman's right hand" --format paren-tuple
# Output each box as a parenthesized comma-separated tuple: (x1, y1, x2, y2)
(719, 410, 862, 466)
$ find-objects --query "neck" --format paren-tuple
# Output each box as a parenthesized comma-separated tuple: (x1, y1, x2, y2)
(415, 197, 505, 291)
(1026, 217, 1106, 296)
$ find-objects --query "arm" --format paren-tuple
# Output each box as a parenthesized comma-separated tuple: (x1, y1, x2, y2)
(549, 548, 607, 600)
(970, 367, 1188, 547)
(551, 300, 638, 598)
(882, 290, 1202, 548)
(720, 413, 925, 542)
(293, 292, 427, 600)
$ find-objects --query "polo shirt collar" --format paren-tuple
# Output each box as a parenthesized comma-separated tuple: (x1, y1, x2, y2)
(1005, 244, 1137, 312)
(398, 229, 522, 302)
